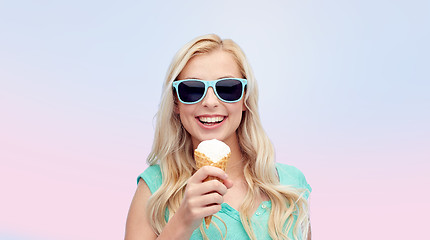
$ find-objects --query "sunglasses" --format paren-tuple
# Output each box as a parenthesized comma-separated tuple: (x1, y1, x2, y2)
(172, 78, 247, 104)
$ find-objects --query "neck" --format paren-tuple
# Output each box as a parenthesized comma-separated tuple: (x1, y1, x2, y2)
(223, 134, 246, 180)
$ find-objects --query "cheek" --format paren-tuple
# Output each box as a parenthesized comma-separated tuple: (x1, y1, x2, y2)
(178, 104, 195, 122)
(230, 105, 245, 124)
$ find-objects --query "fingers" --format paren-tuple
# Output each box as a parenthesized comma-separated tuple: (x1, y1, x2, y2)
(177, 166, 232, 230)
(187, 166, 230, 196)
(186, 202, 222, 222)
(184, 167, 231, 211)
(192, 192, 224, 207)
(190, 166, 228, 183)
(187, 179, 228, 197)
(222, 178, 234, 189)
(185, 190, 223, 219)
(200, 180, 228, 195)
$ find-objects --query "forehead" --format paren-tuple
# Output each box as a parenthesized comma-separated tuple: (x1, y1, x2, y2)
(178, 50, 242, 80)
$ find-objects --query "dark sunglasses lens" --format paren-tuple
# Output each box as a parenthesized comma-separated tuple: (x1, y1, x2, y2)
(216, 79, 243, 101)
(178, 81, 205, 103)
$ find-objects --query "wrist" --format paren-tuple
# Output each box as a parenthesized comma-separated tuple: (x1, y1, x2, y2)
(158, 208, 196, 240)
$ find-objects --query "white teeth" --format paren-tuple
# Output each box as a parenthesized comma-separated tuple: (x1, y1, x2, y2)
(199, 116, 224, 123)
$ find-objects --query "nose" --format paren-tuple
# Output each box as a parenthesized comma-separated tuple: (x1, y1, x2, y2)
(201, 87, 219, 107)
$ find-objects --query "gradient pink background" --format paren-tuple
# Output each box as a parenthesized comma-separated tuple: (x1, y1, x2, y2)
(1, 1, 429, 239)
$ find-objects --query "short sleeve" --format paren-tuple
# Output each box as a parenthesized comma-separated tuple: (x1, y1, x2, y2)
(275, 163, 312, 199)
(137, 164, 163, 194)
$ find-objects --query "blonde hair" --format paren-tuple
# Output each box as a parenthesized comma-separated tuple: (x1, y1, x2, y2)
(146, 34, 310, 239)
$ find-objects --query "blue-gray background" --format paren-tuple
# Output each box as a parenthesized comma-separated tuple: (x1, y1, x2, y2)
(1, 0, 429, 239)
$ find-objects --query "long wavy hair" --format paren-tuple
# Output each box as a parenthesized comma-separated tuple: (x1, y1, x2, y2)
(146, 34, 310, 240)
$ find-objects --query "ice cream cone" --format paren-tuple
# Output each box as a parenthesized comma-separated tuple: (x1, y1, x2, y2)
(194, 140, 231, 229)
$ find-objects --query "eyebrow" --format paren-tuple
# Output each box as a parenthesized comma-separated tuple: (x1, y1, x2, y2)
(182, 77, 201, 80)
(182, 75, 236, 80)
(218, 75, 235, 79)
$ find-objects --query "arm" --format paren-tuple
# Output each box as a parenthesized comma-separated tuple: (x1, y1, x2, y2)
(125, 166, 233, 240)
(125, 178, 200, 240)
(308, 221, 312, 240)
(124, 179, 157, 240)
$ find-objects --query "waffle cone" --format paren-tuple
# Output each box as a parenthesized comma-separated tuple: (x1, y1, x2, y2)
(194, 150, 230, 228)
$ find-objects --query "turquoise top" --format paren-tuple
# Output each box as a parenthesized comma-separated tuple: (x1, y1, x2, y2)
(137, 163, 312, 239)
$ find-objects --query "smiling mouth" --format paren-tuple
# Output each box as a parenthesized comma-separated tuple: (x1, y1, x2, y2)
(198, 116, 225, 126)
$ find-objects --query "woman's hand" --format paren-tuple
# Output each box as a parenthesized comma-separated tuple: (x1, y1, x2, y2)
(172, 166, 233, 232)
(126, 166, 233, 240)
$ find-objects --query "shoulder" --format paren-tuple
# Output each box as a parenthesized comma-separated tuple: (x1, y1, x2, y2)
(136, 164, 163, 194)
(275, 162, 312, 199)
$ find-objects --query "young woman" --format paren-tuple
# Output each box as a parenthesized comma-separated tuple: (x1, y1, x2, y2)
(125, 34, 312, 240)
